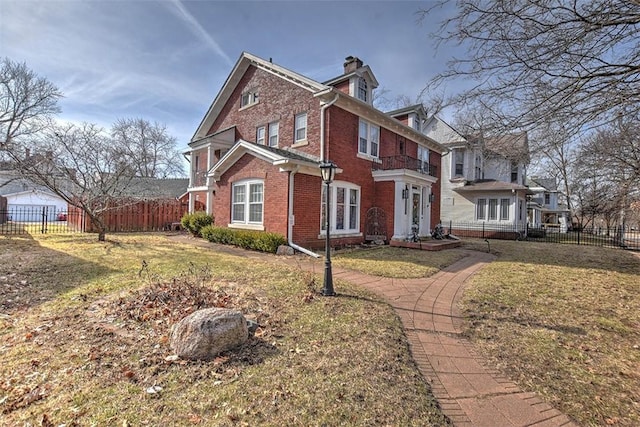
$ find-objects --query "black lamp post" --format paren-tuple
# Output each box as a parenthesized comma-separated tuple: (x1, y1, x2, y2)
(319, 160, 337, 296)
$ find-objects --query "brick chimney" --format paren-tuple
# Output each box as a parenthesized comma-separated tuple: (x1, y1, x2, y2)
(343, 56, 363, 74)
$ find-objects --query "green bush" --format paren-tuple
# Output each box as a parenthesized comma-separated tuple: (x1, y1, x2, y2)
(180, 211, 214, 237)
(200, 225, 287, 254)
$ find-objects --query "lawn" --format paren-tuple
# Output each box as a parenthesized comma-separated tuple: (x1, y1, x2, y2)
(459, 239, 640, 427)
(332, 246, 465, 278)
(0, 233, 451, 426)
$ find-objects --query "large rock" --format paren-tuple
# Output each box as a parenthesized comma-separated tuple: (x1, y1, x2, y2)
(170, 308, 248, 361)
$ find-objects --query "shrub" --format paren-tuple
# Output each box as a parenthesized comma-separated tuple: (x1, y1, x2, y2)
(181, 211, 214, 237)
(200, 225, 287, 254)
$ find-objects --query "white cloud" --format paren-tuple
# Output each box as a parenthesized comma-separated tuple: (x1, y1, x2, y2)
(167, 0, 233, 66)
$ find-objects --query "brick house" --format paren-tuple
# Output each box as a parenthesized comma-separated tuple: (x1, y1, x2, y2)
(185, 52, 446, 252)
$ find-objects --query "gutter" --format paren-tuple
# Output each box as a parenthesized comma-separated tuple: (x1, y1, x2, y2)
(288, 167, 320, 258)
(320, 92, 339, 161)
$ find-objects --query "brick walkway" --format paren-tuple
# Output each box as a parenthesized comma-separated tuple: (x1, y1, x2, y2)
(170, 235, 578, 426)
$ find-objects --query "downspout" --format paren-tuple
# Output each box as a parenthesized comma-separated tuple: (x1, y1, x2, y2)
(288, 167, 320, 258)
(320, 92, 339, 161)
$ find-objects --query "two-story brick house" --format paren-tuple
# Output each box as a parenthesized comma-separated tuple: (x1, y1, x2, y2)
(422, 115, 530, 233)
(185, 52, 446, 252)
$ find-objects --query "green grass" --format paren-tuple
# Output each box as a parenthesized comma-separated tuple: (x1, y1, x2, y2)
(332, 246, 465, 278)
(459, 239, 640, 427)
(0, 233, 450, 426)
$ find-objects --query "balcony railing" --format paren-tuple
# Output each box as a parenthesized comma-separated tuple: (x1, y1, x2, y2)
(372, 155, 437, 177)
(191, 170, 207, 187)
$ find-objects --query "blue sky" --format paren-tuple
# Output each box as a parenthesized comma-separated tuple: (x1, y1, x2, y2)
(1, 0, 461, 151)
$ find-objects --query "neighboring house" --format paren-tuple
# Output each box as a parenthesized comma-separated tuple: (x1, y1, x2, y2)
(527, 177, 571, 232)
(422, 116, 530, 232)
(185, 53, 447, 251)
(0, 171, 67, 221)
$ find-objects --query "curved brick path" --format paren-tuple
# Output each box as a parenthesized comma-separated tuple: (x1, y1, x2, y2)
(170, 235, 578, 426)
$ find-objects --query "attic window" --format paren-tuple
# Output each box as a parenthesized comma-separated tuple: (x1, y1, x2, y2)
(240, 89, 259, 108)
(357, 78, 368, 102)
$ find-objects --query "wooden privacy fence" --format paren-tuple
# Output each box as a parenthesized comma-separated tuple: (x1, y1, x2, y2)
(68, 199, 188, 232)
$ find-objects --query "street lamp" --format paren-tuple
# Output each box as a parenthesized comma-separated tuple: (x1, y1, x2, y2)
(319, 160, 337, 296)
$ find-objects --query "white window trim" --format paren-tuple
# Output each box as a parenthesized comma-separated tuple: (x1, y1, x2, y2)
(476, 197, 512, 222)
(453, 149, 465, 178)
(357, 77, 368, 102)
(231, 179, 264, 226)
(256, 126, 265, 145)
(358, 118, 380, 159)
(268, 121, 279, 147)
(240, 89, 259, 109)
(320, 180, 361, 235)
(294, 112, 307, 143)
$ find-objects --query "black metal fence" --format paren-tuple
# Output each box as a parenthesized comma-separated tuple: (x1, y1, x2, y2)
(443, 221, 640, 251)
(0, 207, 81, 235)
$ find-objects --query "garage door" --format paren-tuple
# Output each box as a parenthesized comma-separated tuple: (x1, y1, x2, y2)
(8, 205, 58, 222)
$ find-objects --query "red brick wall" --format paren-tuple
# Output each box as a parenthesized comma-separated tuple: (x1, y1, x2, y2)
(215, 154, 289, 237)
(373, 181, 396, 241)
(209, 66, 322, 158)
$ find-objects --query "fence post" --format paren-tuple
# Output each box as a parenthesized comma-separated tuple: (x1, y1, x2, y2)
(577, 226, 580, 245)
(41, 206, 47, 234)
(482, 222, 485, 239)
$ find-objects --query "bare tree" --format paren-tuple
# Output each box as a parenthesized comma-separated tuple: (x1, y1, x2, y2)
(0, 58, 62, 150)
(423, 0, 640, 132)
(577, 115, 640, 227)
(111, 118, 185, 178)
(10, 122, 143, 241)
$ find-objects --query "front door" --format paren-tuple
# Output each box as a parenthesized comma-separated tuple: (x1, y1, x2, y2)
(412, 188, 421, 235)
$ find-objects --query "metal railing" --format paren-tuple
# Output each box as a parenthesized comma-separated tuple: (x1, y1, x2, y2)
(442, 220, 639, 250)
(191, 170, 207, 187)
(372, 156, 437, 177)
(0, 207, 80, 235)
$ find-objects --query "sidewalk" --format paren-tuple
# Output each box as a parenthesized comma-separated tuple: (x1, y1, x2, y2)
(170, 235, 578, 426)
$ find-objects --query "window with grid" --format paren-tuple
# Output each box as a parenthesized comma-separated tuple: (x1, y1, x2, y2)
(358, 119, 379, 158)
(357, 78, 368, 102)
(268, 121, 279, 147)
(476, 198, 487, 220)
(232, 180, 263, 225)
(294, 113, 307, 142)
(256, 126, 265, 145)
(321, 182, 360, 234)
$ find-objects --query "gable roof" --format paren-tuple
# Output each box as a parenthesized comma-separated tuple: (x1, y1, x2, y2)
(385, 104, 427, 119)
(194, 52, 447, 155)
(322, 64, 379, 89)
(192, 52, 328, 142)
(209, 139, 326, 180)
(123, 178, 189, 199)
(423, 116, 468, 146)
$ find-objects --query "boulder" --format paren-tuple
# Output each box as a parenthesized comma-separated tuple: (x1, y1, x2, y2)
(276, 245, 295, 256)
(170, 308, 248, 361)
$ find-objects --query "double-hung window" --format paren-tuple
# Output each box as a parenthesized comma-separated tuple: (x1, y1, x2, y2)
(511, 162, 518, 183)
(268, 121, 279, 147)
(256, 126, 265, 145)
(358, 119, 379, 158)
(418, 146, 429, 173)
(488, 199, 498, 220)
(321, 181, 360, 234)
(357, 78, 368, 102)
(232, 180, 263, 225)
(294, 113, 307, 142)
(454, 149, 464, 177)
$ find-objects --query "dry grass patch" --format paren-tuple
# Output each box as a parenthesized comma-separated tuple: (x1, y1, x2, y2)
(0, 233, 451, 426)
(460, 239, 640, 426)
(333, 246, 465, 278)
